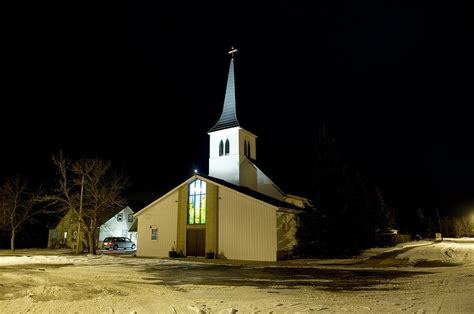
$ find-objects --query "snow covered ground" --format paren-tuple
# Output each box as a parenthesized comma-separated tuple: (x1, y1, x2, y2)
(0, 239, 473, 313)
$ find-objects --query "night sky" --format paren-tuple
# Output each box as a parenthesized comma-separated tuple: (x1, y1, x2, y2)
(2, 1, 472, 218)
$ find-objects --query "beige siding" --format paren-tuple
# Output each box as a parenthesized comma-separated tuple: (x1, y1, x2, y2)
(205, 182, 218, 255)
(136, 191, 179, 257)
(176, 185, 188, 255)
(218, 187, 277, 261)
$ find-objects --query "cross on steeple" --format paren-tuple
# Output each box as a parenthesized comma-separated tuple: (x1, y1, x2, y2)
(228, 47, 238, 58)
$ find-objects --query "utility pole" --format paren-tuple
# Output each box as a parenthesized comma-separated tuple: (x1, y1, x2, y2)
(75, 175, 85, 255)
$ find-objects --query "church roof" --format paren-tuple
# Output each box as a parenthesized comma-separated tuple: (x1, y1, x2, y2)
(135, 173, 302, 217)
(198, 174, 302, 211)
(208, 58, 240, 132)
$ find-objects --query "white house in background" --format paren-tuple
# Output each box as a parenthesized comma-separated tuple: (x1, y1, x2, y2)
(134, 50, 310, 262)
(98, 206, 137, 245)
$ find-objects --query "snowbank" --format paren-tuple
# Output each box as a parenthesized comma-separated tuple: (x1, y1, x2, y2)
(360, 240, 433, 258)
(0, 253, 189, 267)
(397, 238, 474, 265)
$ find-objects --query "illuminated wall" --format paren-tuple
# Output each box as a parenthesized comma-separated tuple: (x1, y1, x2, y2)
(209, 127, 257, 188)
(136, 191, 179, 257)
(218, 187, 277, 261)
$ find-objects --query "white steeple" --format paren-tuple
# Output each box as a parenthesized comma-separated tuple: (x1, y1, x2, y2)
(208, 48, 258, 189)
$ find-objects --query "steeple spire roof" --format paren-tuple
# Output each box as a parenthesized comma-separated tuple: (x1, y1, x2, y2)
(209, 48, 240, 133)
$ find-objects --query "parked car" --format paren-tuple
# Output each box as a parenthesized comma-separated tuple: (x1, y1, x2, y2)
(102, 237, 136, 250)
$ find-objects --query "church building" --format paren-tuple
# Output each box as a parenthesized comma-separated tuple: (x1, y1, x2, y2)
(134, 49, 309, 261)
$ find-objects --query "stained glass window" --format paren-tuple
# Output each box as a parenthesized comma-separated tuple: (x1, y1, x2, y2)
(188, 179, 207, 224)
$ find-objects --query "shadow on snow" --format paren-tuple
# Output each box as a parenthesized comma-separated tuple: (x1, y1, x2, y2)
(137, 263, 430, 292)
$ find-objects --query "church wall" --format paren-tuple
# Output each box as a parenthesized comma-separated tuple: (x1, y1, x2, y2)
(205, 182, 219, 256)
(239, 128, 257, 160)
(239, 158, 257, 191)
(136, 191, 179, 257)
(176, 185, 187, 255)
(218, 187, 277, 261)
(209, 155, 240, 185)
(209, 128, 240, 158)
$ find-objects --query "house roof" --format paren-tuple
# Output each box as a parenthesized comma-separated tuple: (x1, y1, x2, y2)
(103, 206, 133, 223)
(134, 173, 302, 217)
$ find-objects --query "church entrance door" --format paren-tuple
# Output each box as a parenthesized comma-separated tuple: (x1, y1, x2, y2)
(186, 229, 205, 257)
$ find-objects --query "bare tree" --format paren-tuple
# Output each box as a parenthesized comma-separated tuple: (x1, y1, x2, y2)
(0, 176, 39, 252)
(49, 153, 128, 254)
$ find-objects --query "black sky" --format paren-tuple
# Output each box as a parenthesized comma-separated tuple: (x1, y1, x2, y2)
(2, 1, 472, 217)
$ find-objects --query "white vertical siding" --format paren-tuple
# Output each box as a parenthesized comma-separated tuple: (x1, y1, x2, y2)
(209, 127, 240, 158)
(136, 191, 178, 257)
(218, 187, 277, 261)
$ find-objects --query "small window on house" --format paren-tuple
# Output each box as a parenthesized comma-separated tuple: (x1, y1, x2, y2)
(63, 231, 68, 240)
(219, 140, 224, 156)
(151, 228, 158, 240)
(128, 214, 133, 222)
(117, 213, 123, 222)
(225, 139, 230, 155)
(247, 142, 251, 158)
(72, 230, 78, 240)
(244, 140, 247, 156)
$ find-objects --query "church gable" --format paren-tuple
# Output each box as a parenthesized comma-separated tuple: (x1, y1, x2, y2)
(134, 174, 299, 261)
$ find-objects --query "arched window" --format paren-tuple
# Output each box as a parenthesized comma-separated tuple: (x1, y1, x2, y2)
(244, 140, 247, 156)
(188, 179, 207, 224)
(225, 139, 230, 155)
(219, 140, 223, 156)
(247, 142, 251, 158)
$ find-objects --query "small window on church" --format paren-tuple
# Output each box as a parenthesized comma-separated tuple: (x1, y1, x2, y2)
(247, 142, 251, 158)
(244, 140, 247, 156)
(188, 179, 207, 224)
(225, 139, 230, 155)
(219, 140, 223, 156)
(151, 228, 158, 240)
